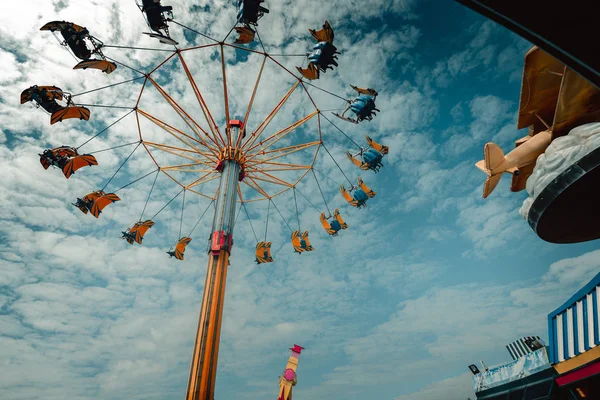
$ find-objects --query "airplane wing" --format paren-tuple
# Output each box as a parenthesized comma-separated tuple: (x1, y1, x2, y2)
(551, 67, 600, 139)
(350, 85, 378, 97)
(40, 155, 51, 170)
(135, 220, 155, 244)
(255, 241, 273, 263)
(301, 231, 314, 251)
(296, 64, 319, 80)
(320, 212, 335, 235)
(175, 237, 192, 260)
(20, 88, 33, 104)
(291, 230, 304, 253)
(74, 60, 117, 74)
(124, 223, 141, 245)
(358, 177, 376, 198)
(40, 21, 72, 31)
(84, 191, 104, 203)
(234, 26, 255, 44)
(41, 86, 64, 101)
(517, 46, 564, 131)
(346, 150, 367, 170)
(51, 106, 90, 125)
(20, 86, 62, 104)
(334, 208, 348, 230)
(340, 185, 358, 207)
(309, 20, 334, 43)
(510, 162, 536, 192)
(91, 193, 120, 218)
(61, 154, 98, 178)
(54, 146, 78, 157)
(366, 135, 388, 154)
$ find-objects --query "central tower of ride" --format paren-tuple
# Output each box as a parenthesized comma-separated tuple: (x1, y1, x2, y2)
(185, 120, 245, 400)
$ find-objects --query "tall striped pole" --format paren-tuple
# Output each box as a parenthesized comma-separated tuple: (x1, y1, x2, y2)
(186, 121, 245, 400)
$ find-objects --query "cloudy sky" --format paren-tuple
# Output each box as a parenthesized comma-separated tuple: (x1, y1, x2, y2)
(1, 1, 599, 399)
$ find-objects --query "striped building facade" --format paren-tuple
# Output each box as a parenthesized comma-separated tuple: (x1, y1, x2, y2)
(506, 336, 542, 361)
(548, 274, 600, 364)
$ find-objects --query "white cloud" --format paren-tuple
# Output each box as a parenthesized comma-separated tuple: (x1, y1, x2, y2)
(322, 248, 600, 398)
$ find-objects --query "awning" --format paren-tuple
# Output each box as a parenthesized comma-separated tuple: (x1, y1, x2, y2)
(455, 0, 600, 88)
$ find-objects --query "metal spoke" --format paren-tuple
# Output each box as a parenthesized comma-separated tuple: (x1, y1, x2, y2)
(220, 45, 231, 145)
(186, 171, 221, 189)
(138, 109, 218, 158)
(161, 162, 216, 171)
(238, 55, 267, 148)
(222, 42, 266, 56)
(149, 51, 178, 75)
(144, 142, 212, 163)
(246, 162, 312, 172)
(246, 110, 318, 153)
(177, 51, 226, 147)
(241, 81, 301, 150)
(146, 76, 219, 149)
(242, 177, 271, 199)
(246, 141, 321, 164)
(247, 172, 294, 188)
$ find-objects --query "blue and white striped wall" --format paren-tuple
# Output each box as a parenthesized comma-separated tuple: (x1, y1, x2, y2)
(506, 336, 541, 360)
(548, 272, 600, 364)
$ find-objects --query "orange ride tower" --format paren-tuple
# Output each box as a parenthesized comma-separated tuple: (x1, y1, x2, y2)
(185, 121, 245, 400)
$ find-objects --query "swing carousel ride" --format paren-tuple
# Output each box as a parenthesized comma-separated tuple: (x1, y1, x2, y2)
(21, 1, 390, 399)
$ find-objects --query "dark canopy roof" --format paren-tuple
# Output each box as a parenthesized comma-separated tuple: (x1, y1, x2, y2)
(456, 0, 600, 88)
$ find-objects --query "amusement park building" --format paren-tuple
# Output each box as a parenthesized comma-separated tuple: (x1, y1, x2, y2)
(471, 273, 600, 400)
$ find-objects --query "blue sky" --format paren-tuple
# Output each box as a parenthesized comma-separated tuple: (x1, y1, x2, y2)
(1, 1, 599, 400)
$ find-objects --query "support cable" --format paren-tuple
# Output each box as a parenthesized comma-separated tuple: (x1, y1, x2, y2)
(76, 109, 136, 150)
(271, 199, 293, 233)
(295, 185, 323, 215)
(303, 80, 348, 102)
(51, 32, 79, 63)
(222, 25, 236, 43)
(314, 167, 340, 186)
(101, 142, 142, 191)
(312, 168, 331, 215)
(322, 143, 353, 186)
(113, 168, 159, 194)
(87, 140, 140, 155)
(104, 55, 146, 76)
(318, 108, 345, 113)
(140, 169, 160, 220)
(179, 189, 186, 240)
(255, 27, 267, 54)
(243, 203, 259, 243)
(268, 53, 308, 57)
(77, 104, 135, 110)
(170, 20, 219, 43)
(104, 44, 175, 52)
(151, 188, 184, 220)
(321, 113, 362, 149)
(232, 202, 244, 231)
(293, 188, 301, 231)
(188, 200, 215, 237)
(264, 200, 270, 241)
(71, 77, 145, 98)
